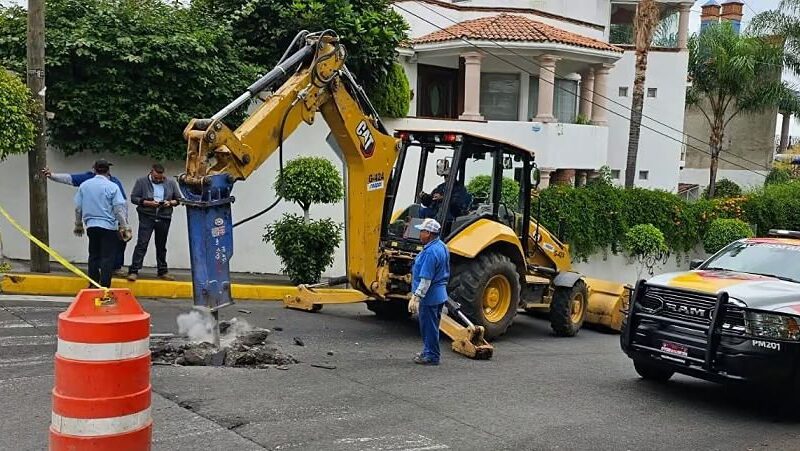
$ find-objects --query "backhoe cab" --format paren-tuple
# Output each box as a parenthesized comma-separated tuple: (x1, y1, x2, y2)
(369, 129, 596, 339)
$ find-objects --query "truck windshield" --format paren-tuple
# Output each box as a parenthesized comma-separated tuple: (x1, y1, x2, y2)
(702, 241, 800, 283)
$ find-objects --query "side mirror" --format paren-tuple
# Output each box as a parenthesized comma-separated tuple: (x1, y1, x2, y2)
(503, 156, 513, 170)
(689, 259, 704, 270)
(436, 158, 451, 177)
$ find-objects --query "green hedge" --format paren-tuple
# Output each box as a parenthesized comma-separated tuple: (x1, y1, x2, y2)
(703, 218, 753, 254)
(536, 181, 800, 260)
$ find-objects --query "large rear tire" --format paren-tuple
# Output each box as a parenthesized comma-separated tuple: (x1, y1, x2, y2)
(366, 300, 410, 320)
(550, 280, 588, 337)
(633, 359, 674, 382)
(449, 253, 520, 339)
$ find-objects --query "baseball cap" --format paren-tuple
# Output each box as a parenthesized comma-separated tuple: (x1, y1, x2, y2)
(414, 218, 441, 234)
(92, 159, 113, 169)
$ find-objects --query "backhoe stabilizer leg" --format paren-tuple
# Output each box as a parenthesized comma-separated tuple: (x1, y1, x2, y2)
(283, 284, 369, 311)
(440, 299, 493, 360)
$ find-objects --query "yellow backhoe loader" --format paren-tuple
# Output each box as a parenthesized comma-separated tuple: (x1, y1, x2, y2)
(178, 30, 628, 361)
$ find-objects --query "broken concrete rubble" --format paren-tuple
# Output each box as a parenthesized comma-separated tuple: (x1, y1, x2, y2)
(151, 319, 298, 368)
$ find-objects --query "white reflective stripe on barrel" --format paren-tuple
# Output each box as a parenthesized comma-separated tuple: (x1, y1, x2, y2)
(51, 407, 151, 436)
(56, 337, 150, 361)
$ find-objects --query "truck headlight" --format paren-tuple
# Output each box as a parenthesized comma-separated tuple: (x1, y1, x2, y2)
(744, 311, 800, 341)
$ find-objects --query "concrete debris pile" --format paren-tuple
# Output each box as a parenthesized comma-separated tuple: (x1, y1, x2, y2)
(151, 314, 298, 368)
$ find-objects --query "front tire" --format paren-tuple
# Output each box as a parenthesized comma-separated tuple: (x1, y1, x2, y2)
(449, 253, 520, 339)
(633, 359, 674, 382)
(550, 280, 588, 337)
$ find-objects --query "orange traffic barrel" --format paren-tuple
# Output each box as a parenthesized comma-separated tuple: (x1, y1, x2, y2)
(50, 289, 152, 451)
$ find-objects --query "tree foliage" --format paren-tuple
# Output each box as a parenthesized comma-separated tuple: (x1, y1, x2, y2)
(370, 62, 410, 118)
(703, 218, 754, 254)
(0, 67, 37, 160)
(192, 0, 409, 100)
(0, 0, 259, 160)
(687, 21, 791, 197)
(466, 175, 520, 208)
(703, 178, 741, 198)
(274, 157, 344, 218)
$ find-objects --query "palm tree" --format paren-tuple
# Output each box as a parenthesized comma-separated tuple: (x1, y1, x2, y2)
(687, 22, 791, 197)
(624, 0, 660, 189)
(751, 0, 800, 75)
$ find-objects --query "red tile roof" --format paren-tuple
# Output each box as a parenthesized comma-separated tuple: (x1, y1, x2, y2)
(412, 13, 622, 53)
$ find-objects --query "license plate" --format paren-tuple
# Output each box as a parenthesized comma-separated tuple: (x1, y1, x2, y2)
(660, 341, 688, 357)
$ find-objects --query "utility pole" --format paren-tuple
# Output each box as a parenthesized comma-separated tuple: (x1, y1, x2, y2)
(27, 0, 50, 273)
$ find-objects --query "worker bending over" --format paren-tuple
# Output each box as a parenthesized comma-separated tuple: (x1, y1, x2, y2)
(408, 218, 450, 365)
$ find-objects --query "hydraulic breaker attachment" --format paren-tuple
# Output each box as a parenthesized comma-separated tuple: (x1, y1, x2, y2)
(441, 299, 493, 360)
(283, 278, 369, 311)
(584, 277, 632, 332)
(179, 173, 236, 313)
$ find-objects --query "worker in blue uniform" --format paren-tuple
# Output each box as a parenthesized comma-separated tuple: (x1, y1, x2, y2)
(408, 218, 450, 365)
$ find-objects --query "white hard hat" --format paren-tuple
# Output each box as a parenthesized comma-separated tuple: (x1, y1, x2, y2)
(414, 218, 441, 233)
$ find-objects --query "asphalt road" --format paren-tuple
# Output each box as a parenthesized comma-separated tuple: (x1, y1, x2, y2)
(1, 295, 798, 451)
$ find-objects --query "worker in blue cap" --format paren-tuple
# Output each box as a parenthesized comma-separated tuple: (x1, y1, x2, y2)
(408, 218, 450, 365)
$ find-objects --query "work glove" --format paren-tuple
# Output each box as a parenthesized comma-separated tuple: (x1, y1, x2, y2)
(118, 227, 133, 242)
(408, 295, 420, 315)
(73, 223, 84, 237)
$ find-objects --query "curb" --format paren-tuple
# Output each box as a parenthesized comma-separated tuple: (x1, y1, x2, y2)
(0, 273, 359, 301)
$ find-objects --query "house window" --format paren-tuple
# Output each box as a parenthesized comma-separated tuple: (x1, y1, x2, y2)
(647, 88, 658, 98)
(639, 170, 649, 180)
(527, 77, 578, 123)
(611, 170, 621, 179)
(480, 73, 520, 121)
(618, 87, 628, 97)
(416, 64, 458, 119)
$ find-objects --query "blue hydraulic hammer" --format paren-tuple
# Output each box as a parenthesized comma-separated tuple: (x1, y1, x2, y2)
(179, 174, 236, 313)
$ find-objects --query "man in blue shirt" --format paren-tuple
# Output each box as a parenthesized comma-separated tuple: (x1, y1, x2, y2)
(408, 218, 450, 365)
(73, 159, 132, 288)
(43, 162, 129, 276)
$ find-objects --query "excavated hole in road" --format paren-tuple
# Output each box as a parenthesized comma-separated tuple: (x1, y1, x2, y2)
(151, 313, 298, 368)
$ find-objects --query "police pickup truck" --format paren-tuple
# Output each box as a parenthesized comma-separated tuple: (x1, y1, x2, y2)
(620, 229, 800, 389)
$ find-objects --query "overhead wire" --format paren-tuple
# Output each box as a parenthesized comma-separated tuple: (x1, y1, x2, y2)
(397, 2, 773, 177)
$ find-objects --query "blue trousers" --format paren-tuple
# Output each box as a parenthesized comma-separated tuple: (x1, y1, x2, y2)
(418, 303, 444, 362)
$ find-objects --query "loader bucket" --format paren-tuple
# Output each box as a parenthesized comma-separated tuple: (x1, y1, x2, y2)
(583, 277, 631, 332)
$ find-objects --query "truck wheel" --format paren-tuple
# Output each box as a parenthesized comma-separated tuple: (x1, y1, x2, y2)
(633, 359, 674, 382)
(550, 280, 588, 337)
(366, 300, 410, 320)
(450, 253, 520, 339)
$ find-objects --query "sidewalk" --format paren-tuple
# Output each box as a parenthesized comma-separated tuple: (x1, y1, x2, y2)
(0, 259, 351, 301)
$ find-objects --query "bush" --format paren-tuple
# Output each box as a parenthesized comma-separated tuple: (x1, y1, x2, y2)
(0, 68, 36, 160)
(267, 156, 344, 283)
(765, 167, 796, 186)
(466, 175, 520, 208)
(703, 178, 741, 198)
(623, 224, 669, 276)
(371, 62, 410, 118)
(0, 0, 259, 160)
(742, 181, 800, 236)
(703, 218, 754, 254)
(263, 214, 343, 284)
(275, 157, 344, 216)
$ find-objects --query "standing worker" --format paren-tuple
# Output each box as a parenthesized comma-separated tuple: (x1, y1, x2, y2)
(408, 218, 450, 365)
(42, 162, 129, 277)
(127, 164, 182, 281)
(73, 159, 132, 288)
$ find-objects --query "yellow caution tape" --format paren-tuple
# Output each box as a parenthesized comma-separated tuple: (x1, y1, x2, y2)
(0, 203, 106, 292)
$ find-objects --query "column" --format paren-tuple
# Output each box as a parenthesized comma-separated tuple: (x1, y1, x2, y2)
(518, 71, 530, 121)
(579, 69, 594, 120)
(538, 168, 555, 189)
(780, 111, 792, 153)
(459, 52, 484, 121)
(534, 54, 559, 123)
(678, 3, 692, 49)
(591, 63, 613, 126)
(576, 171, 588, 187)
